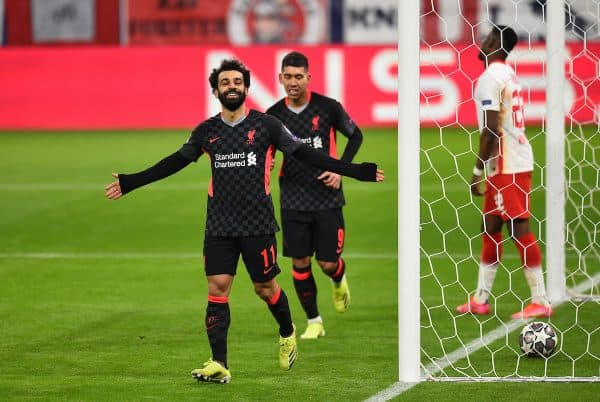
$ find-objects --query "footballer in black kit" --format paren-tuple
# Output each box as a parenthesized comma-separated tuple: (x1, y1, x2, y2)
(266, 51, 364, 340)
(105, 58, 384, 383)
(179, 110, 299, 237)
(266, 92, 361, 211)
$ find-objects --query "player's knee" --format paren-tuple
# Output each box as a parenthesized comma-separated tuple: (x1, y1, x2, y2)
(317, 260, 337, 274)
(253, 280, 277, 301)
(292, 256, 311, 268)
(514, 232, 542, 267)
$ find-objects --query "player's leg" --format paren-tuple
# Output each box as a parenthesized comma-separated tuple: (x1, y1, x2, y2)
(241, 234, 297, 370)
(508, 220, 553, 318)
(500, 172, 553, 319)
(293, 255, 326, 339)
(315, 208, 349, 314)
(282, 209, 322, 337)
(457, 213, 503, 314)
(192, 236, 238, 383)
(475, 213, 504, 302)
(457, 176, 505, 314)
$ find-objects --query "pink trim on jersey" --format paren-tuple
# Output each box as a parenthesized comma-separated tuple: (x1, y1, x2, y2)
(329, 128, 338, 158)
(202, 148, 214, 197)
(264, 145, 275, 195)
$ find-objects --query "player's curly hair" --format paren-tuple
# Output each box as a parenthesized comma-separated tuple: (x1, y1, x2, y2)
(208, 59, 251, 90)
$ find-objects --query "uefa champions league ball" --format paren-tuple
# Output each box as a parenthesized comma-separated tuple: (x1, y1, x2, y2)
(518, 321, 558, 357)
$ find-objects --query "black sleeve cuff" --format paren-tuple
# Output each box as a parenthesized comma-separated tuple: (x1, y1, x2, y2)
(292, 144, 378, 182)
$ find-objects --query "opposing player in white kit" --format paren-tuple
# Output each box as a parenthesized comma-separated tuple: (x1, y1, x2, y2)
(456, 25, 554, 319)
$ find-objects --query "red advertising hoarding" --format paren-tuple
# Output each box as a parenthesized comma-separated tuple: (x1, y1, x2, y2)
(0, 45, 598, 129)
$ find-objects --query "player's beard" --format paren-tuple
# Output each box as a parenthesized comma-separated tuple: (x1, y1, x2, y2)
(218, 89, 246, 112)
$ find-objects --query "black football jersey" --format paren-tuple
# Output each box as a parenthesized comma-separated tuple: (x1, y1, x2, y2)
(266, 92, 358, 211)
(179, 110, 301, 236)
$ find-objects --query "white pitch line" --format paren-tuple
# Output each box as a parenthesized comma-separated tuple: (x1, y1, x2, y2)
(365, 272, 600, 401)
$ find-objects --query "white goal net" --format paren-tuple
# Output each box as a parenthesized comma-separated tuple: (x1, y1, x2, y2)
(408, 0, 600, 382)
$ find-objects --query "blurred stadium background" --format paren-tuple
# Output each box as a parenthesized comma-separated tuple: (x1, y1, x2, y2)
(1, 1, 599, 401)
(1, 0, 598, 130)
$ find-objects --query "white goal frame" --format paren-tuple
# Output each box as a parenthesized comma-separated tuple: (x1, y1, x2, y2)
(397, 0, 598, 384)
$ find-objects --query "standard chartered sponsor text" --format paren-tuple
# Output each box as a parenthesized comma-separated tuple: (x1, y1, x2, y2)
(215, 152, 247, 168)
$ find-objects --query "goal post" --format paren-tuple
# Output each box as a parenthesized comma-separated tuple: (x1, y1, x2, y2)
(397, 0, 600, 383)
(545, 0, 567, 304)
(397, 0, 421, 383)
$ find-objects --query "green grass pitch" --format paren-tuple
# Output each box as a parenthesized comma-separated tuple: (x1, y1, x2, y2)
(0, 127, 597, 401)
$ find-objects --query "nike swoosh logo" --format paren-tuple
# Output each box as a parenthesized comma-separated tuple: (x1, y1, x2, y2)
(264, 266, 274, 275)
(209, 137, 221, 143)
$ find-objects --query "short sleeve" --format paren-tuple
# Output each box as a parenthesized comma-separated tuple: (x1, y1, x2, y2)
(476, 72, 502, 112)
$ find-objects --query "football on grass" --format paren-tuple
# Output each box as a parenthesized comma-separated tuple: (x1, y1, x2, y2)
(518, 321, 558, 357)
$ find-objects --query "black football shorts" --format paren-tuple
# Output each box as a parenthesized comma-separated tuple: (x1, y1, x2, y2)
(281, 208, 345, 262)
(203, 234, 281, 283)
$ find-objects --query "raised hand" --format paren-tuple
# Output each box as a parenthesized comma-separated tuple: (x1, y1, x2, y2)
(105, 173, 123, 200)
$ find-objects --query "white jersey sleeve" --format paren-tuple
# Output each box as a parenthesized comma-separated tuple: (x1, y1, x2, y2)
(473, 62, 534, 175)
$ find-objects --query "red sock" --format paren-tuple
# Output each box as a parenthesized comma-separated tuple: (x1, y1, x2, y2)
(481, 232, 503, 265)
(514, 232, 542, 267)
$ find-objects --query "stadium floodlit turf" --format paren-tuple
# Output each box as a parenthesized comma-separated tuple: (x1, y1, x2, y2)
(1, 128, 597, 401)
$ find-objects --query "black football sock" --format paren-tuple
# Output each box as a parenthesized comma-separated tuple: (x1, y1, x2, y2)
(267, 288, 294, 337)
(205, 298, 230, 368)
(292, 264, 319, 319)
(329, 258, 346, 283)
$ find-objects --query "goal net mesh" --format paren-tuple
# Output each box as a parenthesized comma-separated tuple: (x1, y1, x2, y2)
(418, 0, 599, 380)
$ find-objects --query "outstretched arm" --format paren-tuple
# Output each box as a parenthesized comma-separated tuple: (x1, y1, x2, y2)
(105, 151, 192, 200)
(292, 144, 384, 182)
(318, 126, 364, 189)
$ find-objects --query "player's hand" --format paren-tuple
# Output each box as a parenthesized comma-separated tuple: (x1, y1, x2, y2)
(470, 174, 484, 196)
(356, 162, 384, 182)
(317, 171, 341, 189)
(105, 173, 123, 200)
